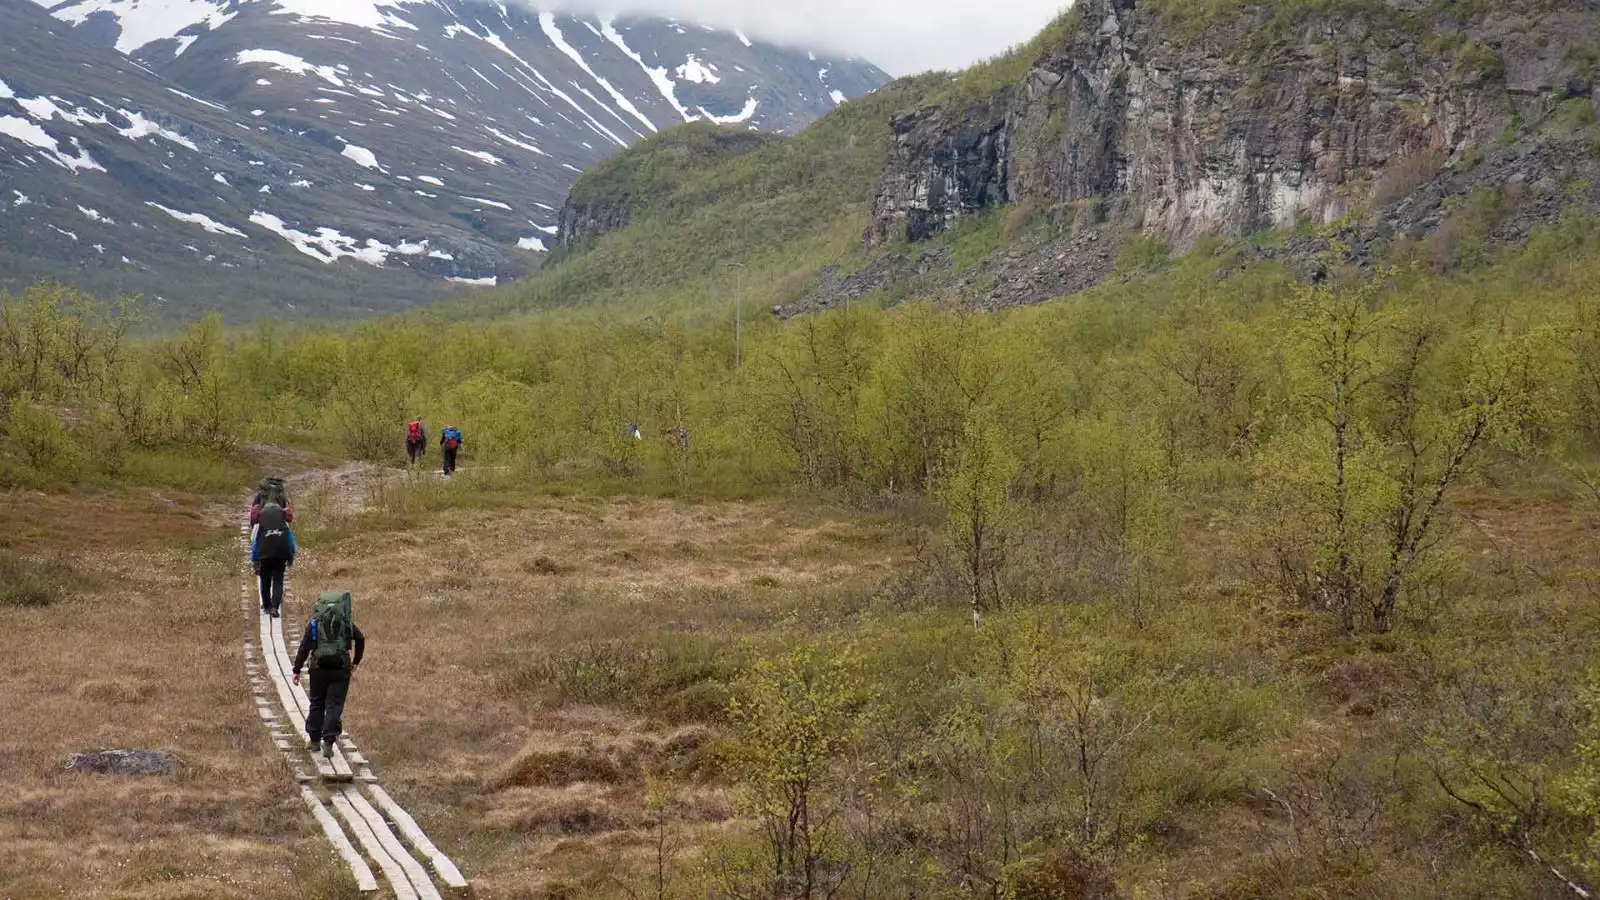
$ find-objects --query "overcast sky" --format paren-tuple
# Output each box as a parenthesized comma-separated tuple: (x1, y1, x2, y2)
(546, 1, 1073, 75)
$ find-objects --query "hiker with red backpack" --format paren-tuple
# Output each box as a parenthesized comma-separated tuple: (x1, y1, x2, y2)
(291, 592, 365, 758)
(405, 418, 427, 465)
(440, 425, 463, 476)
(249, 476, 293, 525)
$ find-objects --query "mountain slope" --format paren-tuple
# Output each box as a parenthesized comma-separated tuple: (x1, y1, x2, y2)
(507, 0, 1600, 321)
(0, 0, 888, 319)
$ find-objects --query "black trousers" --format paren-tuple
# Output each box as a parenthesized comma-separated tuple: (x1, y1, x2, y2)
(442, 446, 458, 475)
(306, 667, 352, 744)
(406, 439, 424, 463)
(258, 562, 285, 612)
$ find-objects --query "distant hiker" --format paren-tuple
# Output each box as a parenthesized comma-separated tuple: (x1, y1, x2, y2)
(291, 592, 365, 758)
(251, 502, 296, 618)
(250, 476, 290, 516)
(440, 425, 463, 476)
(406, 417, 427, 465)
(628, 422, 643, 442)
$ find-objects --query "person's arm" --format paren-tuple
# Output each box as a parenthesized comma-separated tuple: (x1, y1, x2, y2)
(350, 625, 365, 668)
(287, 527, 297, 564)
(292, 621, 315, 673)
(250, 531, 260, 562)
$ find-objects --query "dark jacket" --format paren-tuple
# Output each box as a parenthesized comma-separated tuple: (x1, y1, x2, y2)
(292, 618, 366, 673)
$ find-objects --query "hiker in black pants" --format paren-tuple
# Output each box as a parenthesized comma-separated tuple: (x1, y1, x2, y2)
(440, 425, 463, 476)
(251, 503, 296, 618)
(291, 604, 365, 757)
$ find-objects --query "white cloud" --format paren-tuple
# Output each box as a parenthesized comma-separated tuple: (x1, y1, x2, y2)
(539, 1, 1072, 76)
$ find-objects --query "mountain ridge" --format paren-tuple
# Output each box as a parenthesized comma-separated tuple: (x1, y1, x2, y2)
(0, 0, 888, 319)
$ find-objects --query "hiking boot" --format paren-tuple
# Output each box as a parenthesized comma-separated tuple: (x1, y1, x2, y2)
(322, 739, 336, 759)
(306, 738, 318, 752)
(269, 607, 281, 618)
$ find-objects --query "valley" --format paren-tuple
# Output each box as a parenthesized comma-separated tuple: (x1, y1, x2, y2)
(9, 0, 1600, 896)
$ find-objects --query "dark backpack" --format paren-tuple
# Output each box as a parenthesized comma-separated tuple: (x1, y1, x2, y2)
(407, 421, 424, 442)
(256, 503, 292, 561)
(312, 592, 354, 670)
(443, 427, 461, 449)
(260, 476, 288, 507)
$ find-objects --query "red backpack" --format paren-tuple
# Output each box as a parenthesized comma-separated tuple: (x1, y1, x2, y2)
(407, 420, 423, 442)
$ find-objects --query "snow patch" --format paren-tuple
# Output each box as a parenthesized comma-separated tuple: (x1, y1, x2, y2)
(166, 88, 228, 111)
(418, 175, 444, 186)
(341, 142, 384, 171)
(452, 146, 503, 166)
(146, 202, 247, 237)
(539, 12, 657, 136)
(484, 126, 546, 156)
(213, 172, 229, 185)
(248, 210, 395, 266)
(830, 90, 846, 106)
(698, 97, 760, 125)
(736, 30, 752, 47)
(599, 17, 694, 124)
(676, 55, 720, 84)
(46, 0, 235, 55)
(0, 117, 104, 171)
(447, 276, 497, 287)
(78, 205, 112, 223)
(115, 109, 199, 150)
(236, 49, 346, 87)
(461, 195, 511, 210)
(268, 0, 418, 33)
(517, 236, 547, 251)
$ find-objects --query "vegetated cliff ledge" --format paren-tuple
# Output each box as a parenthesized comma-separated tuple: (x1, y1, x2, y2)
(539, 0, 1600, 320)
(867, 0, 1600, 254)
(555, 124, 779, 253)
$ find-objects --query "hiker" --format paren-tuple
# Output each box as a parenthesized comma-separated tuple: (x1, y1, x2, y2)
(250, 502, 296, 618)
(291, 592, 365, 758)
(440, 424, 463, 476)
(250, 476, 290, 522)
(406, 417, 427, 465)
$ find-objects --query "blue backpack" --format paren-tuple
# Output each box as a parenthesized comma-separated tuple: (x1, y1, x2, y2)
(443, 427, 462, 449)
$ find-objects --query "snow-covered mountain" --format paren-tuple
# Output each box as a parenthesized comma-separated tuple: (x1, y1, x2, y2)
(0, 0, 888, 318)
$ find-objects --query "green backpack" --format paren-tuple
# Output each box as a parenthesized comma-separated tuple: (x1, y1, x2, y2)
(313, 592, 354, 669)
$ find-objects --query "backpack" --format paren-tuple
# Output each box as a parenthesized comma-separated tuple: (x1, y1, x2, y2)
(312, 592, 354, 670)
(255, 503, 292, 561)
(260, 476, 288, 508)
(443, 427, 461, 450)
(407, 420, 423, 442)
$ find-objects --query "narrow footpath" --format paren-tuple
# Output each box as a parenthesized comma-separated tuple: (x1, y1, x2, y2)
(238, 522, 468, 897)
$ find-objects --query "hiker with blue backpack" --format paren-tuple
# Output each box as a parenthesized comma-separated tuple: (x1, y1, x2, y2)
(440, 425, 463, 476)
(291, 592, 365, 758)
(251, 501, 296, 618)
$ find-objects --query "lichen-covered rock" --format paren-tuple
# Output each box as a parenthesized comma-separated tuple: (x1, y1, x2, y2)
(67, 749, 180, 776)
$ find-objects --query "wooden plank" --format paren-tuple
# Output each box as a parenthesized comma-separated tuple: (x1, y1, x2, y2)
(301, 784, 379, 891)
(330, 790, 420, 900)
(341, 785, 443, 900)
(366, 784, 468, 889)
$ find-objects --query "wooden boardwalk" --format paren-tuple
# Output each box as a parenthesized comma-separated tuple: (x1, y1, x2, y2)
(241, 525, 468, 897)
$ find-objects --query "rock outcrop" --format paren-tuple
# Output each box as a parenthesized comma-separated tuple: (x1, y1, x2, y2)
(867, 0, 1600, 251)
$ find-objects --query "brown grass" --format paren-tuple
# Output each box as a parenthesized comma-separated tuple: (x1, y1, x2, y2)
(282, 494, 904, 896)
(0, 485, 312, 899)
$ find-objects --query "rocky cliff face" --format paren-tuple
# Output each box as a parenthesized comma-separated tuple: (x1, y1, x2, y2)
(868, 0, 1600, 250)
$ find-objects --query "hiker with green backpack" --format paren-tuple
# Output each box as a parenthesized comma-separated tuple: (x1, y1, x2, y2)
(291, 592, 366, 758)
